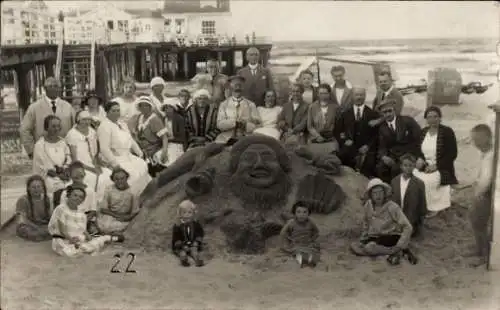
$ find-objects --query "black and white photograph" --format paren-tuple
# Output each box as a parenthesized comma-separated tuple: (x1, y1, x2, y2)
(0, 0, 499, 309)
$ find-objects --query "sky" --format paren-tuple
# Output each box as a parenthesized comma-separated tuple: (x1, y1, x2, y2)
(32, 0, 500, 41)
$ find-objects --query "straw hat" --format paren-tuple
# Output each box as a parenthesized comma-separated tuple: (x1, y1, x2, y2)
(82, 90, 102, 106)
(192, 89, 211, 101)
(364, 178, 392, 197)
(136, 95, 153, 108)
(150, 76, 166, 88)
(76, 110, 92, 123)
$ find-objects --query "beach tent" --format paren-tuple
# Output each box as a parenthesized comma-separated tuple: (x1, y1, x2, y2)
(290, 56, 399, 104)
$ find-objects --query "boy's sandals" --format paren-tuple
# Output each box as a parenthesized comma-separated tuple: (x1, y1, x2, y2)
(387, 252, 402, 265)
(181, 258, 191, 267)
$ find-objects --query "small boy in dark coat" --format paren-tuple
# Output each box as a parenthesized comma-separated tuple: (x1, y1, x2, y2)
(171, 200, 205, 267)
(390, 153, 427, 237)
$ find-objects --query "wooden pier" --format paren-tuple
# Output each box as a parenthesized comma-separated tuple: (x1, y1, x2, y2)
(1, 42, 273, 112)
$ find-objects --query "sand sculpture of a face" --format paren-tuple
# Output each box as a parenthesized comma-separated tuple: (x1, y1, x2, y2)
(228, 140, 292, 209)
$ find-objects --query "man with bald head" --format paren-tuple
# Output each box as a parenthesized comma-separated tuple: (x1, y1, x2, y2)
(20, 77, 75, 158)
(237, 47, 274, 107)
(336, 87, 379, 177)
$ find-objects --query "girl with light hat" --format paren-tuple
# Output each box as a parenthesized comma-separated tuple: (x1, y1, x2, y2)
(65, 110, 113, 203)
(149, 76, 169, 117)
(350, 178, 417, 265)
(128, 96, 170, 176)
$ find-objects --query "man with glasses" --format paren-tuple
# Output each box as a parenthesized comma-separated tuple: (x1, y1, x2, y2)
(375, 99, 421, 183)
(237, 47, 274, 107)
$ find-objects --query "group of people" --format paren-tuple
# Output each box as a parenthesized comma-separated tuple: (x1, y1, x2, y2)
(12, 46, 495, 267)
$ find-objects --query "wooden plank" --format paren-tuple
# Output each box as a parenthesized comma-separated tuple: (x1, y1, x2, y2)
(488, 110, 500, 271)
(1, 50, 57, 68)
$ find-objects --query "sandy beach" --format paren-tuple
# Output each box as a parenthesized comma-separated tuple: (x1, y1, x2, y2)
(1, 38, 500, 309)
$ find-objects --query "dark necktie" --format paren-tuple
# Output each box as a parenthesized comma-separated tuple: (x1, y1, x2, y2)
(381, 93, 386, 101)
(389, 122, 395, 132)
(356, 107, 361, 121)
(51, 100, 56, 114)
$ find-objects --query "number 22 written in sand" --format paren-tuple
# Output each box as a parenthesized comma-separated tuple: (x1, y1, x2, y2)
(110, 252, 137, 273)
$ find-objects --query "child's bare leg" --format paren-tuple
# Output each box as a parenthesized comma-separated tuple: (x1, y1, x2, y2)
(178, 250, 190, 267)
(189, 246, 204, 267)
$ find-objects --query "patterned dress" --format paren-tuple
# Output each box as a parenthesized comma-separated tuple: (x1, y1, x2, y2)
(96, 186, 138, 234)
(48, 203, 112, 257)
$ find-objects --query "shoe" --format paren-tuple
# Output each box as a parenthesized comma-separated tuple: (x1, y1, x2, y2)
(181, 259, 191, 267)
(111, 234, 125, 243)
(402, 249, 418, 265)
(425, 211, 439, 219)
(387, 252, 401, 266)
(195, 259, 205, 267)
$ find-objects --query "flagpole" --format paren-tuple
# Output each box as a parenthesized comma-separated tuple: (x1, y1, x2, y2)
(315, 49, 321, 86)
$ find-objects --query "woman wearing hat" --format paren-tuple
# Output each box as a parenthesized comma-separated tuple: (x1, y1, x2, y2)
(350, 178, 416, 264)
(185, 89, 221, 149)
(128, 96, 170, 176)
(111, 78, 139, 123)
(149, 76, 169, 117)
(65, 110, 113, 202)
(81, 90, 106, 129)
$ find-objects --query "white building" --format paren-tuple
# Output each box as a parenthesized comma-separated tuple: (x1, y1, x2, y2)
(1, 0, 61, 45)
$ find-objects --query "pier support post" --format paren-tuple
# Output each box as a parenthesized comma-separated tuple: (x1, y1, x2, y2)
(44, 60, 55, 78)
(183, 52, 189, 80)
(15, 64, 32, 114)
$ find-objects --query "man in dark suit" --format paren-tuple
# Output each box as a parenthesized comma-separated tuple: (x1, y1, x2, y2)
(336, 87, 379, 177)
(376, 99, 422, 183)
(237, 47, 274, 107)
(369, 71, 405, 128)
(330, 65, 353, 114)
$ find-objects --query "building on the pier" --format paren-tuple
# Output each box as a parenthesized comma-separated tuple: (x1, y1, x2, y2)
(1, 0, 60, 45)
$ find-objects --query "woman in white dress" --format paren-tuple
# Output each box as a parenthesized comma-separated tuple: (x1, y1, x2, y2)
(254, 90, 282, 140)
(149, 76, 169, 117)
(81, 90, 106, 129)
(414, 106, 458, 218)
(32, 115, 72, 198)
(97, 101, 152, 197)
(65, 110, 113, 203)
(112, 78, 139, 123)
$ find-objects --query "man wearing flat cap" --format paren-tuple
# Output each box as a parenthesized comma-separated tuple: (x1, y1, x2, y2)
(376, 99, 422, 183)
(20, 77, 75, 158)
(215, 75, 261, 143)
(237, 47, 274, 107)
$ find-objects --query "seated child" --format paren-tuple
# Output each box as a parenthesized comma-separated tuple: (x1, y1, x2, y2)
(280, 201, 320, 268)
(96, 167, 139, 234)
(56, 161, 98, 234)
(350, 178, 418, 265)
(48, 184, 124, 257)
(390, 154, 427, 237)
(171, 200, 205, 267)
(15, 175, 53, 242)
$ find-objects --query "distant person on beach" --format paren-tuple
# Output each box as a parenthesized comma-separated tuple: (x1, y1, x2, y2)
(298, 69, 317, 105)
(185, 89, 221, 149)
(215, 75, 261, 143)
(237, 47, 274, 107)
(467, 124, 494, 267)
(20, 77, 75, 159)
(350, 178, 417, 265)
(375, 99, 421, 183)
(112, 78, 139, 123)
(206, 58, 228, 105)
(277, 83, 309, 144)
(15, 175, 53, 242)
(330, 65, 353, 114)
(280, 201, 320, 268)
(390, 154, 427, 238)
(413, 106, 458, 218)
(337, 87, 379, 177)
(371, 71, 405, 127)
(253, 89, 283, 140)
(32, 115, 72, 198)
(306, 83, 340, 154)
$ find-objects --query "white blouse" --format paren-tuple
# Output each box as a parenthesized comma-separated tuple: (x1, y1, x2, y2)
(32, 137, 71, 177)
(65, 127, 98, 167)
(421, 131, 438, 165)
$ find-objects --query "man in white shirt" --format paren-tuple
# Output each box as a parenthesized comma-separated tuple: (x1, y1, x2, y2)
(330, 65, 353, 113)
(468, 124, 495, 266)
(370, 71, 405, 127)
(20, 77, 75, 158)
(215, 75, 261, 144)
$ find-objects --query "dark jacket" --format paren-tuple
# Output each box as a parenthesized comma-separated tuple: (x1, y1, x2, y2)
(331, 86, 354, 114)
(164, 106, 189, 149)
(171, 220, 205, 252)
(237, 65, 274, 107)
(277, 100, 309, 135)
(336, 105, 379, 150)
(372, 87, 405, 116)
(417, 124, 458, 185)
(378, 115, 422, 160)
(391, 175, 427, 236)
